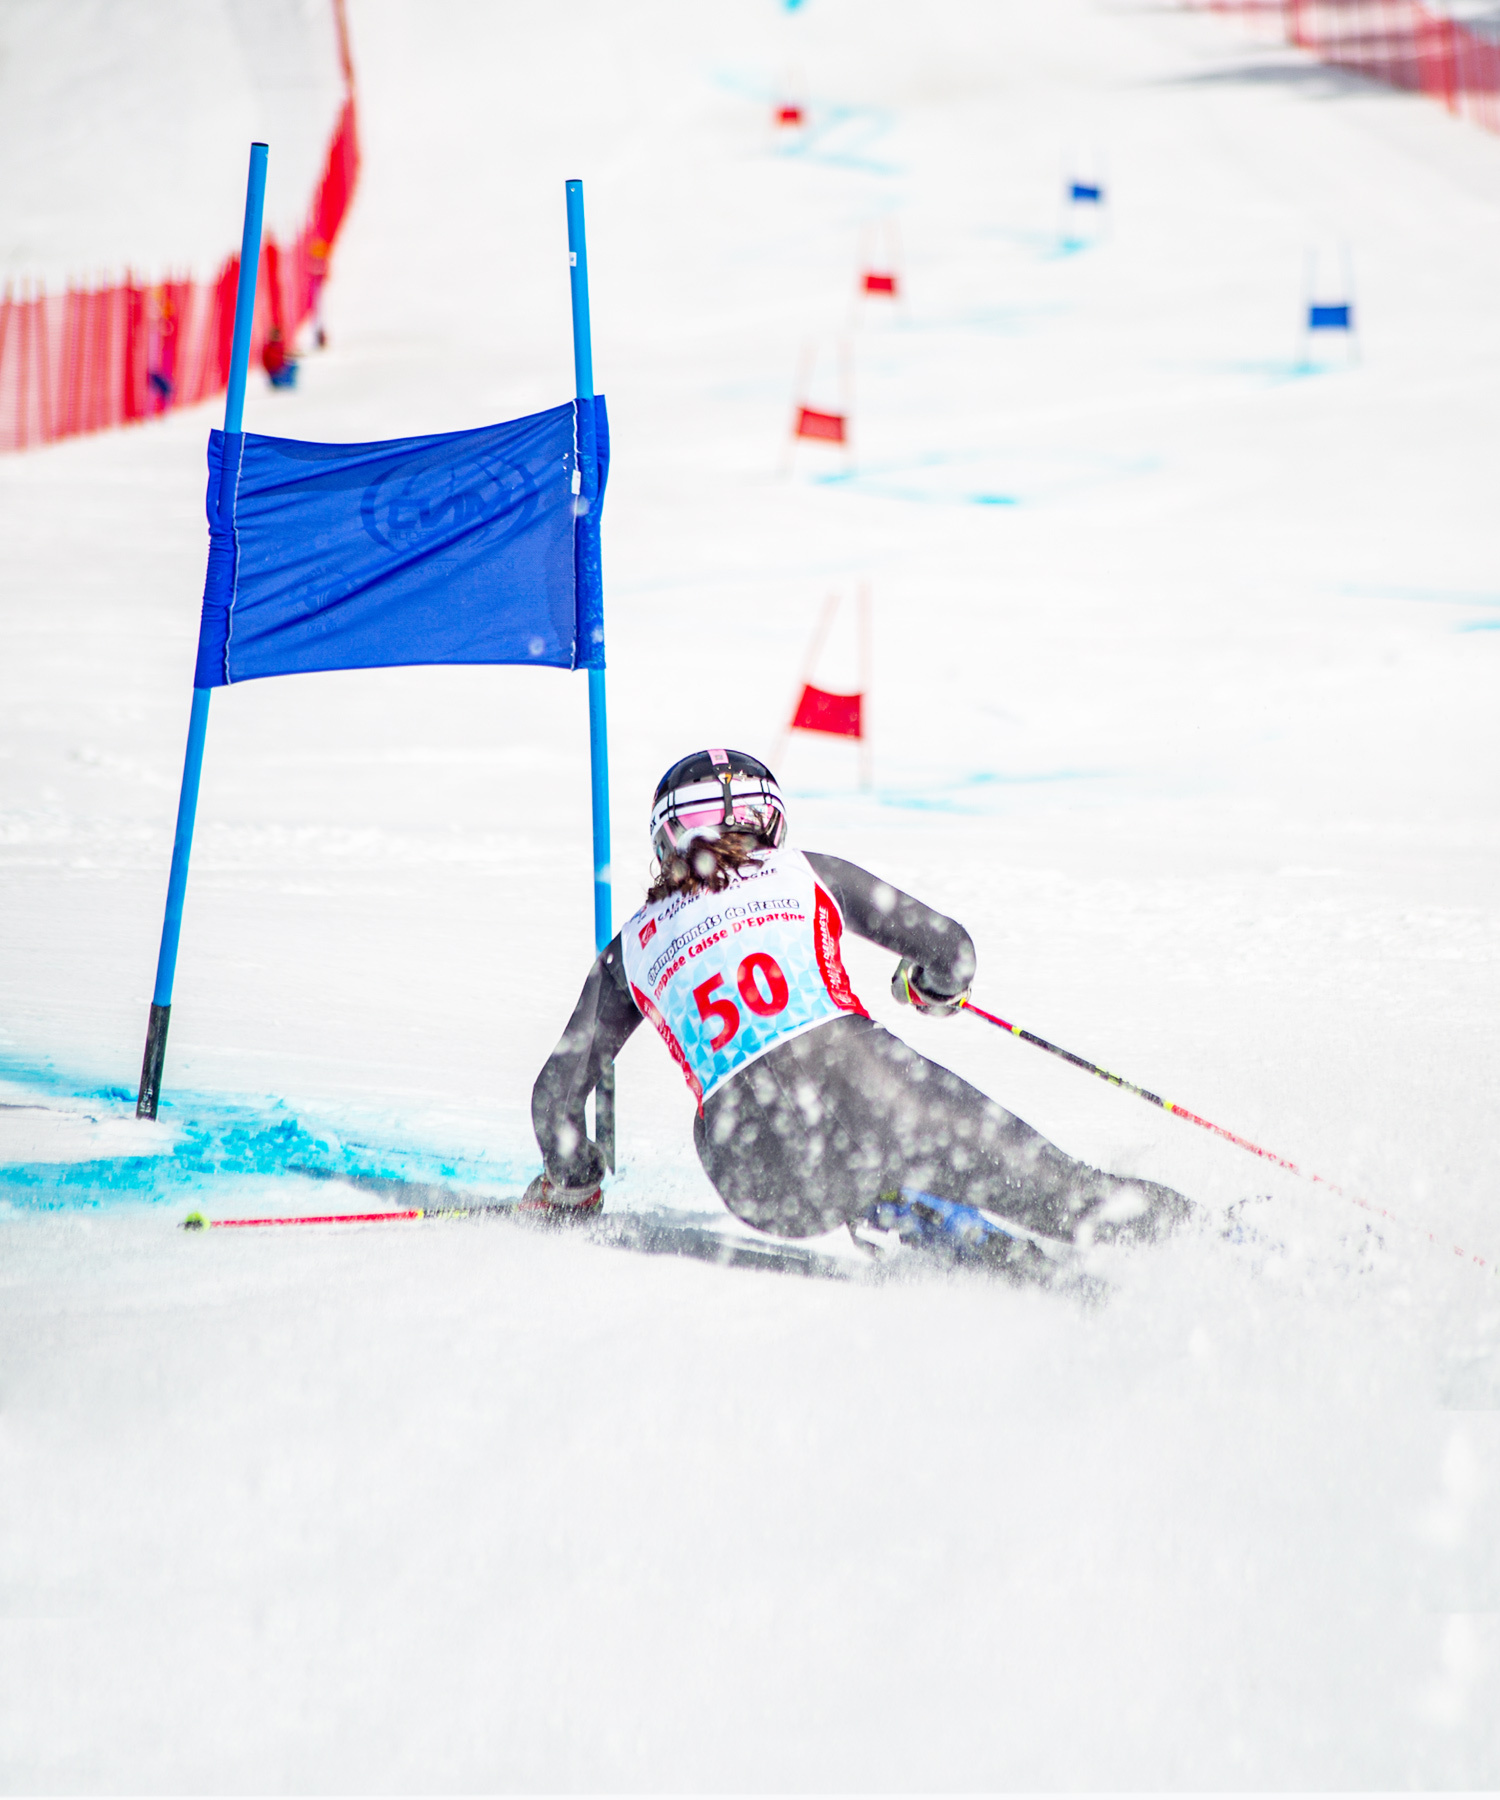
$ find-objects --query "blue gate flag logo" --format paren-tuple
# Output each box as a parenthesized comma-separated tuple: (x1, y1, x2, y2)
(193, 396, 608, 686)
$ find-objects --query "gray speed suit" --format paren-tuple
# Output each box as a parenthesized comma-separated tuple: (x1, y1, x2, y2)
(531, 853, 1189, 1244)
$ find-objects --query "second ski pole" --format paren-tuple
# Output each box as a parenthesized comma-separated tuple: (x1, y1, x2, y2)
(959, 996, 1494, 1273)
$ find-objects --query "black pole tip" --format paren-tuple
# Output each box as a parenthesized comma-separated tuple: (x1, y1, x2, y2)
(137, 1001, 171, 1120)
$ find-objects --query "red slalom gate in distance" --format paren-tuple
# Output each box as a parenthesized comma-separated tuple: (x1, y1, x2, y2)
(855, 219, 905, 309)
(0, 0, 360, 454)
(777, 585, 872, 787)
(786, 335, 853, 462)
(790, 684, 861, 738)
(794, 404, 847, 444)
(1186, 0, 1500, 136)
(961, 998, 1497, 1277)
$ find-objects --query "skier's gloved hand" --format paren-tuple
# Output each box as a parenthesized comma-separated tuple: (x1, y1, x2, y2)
(519, 1171, 604, 1216)
(891, 956, 969, 1018)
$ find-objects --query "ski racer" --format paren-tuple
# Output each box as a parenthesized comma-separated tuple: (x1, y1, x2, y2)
(527, 748, 1189, 1261)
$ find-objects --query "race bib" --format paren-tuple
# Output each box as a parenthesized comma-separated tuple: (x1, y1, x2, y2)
(620, 848, 866, 1106)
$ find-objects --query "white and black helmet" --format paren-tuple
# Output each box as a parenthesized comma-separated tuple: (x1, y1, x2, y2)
(650, 748, 788, 863)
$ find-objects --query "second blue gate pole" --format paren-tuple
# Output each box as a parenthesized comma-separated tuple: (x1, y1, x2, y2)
(136, 141, 268, 1120)
(566, 176, 616, 1168)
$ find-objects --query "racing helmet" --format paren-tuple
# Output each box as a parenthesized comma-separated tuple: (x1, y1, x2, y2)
(650, 748, 787, 862)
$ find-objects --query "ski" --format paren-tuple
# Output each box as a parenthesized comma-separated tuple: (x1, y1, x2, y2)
(183, 1170, 863, 1282)
(181, 1168, 1088, 1290)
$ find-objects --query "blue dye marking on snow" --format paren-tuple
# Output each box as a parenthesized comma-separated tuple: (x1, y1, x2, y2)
(814, 466, 1019, 508)
(777, 101, 899, 174)
(1198, 356, 1342, 386)
(876, 769, 1105, 813)
(1201, 358, 1329, 386)
(810, 448, 1158, 510)
(984, 225, 1094, 262)
(789, 768, 1106, 816)
(897, 303, 1068, 337)
(0, 1053, 528, 1212)
(1338, 582, 1500, 609)
(1336, 583, 1500, 631)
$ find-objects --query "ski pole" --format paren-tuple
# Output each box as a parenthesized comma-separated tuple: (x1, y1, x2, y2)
(959, 998, 1496, 1275)
(181, 1200, 530, 1229)
(184, 1209, 422, 1229)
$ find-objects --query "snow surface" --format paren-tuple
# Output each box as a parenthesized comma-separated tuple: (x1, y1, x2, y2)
(3, 0, 1500, 1787)
(0, 0, 345, 286)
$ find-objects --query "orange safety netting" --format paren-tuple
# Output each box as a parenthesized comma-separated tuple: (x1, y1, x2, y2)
(0, 87, 359, 454)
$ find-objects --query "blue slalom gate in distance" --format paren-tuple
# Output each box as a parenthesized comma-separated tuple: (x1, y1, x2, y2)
(1307, 302, 1352, 331)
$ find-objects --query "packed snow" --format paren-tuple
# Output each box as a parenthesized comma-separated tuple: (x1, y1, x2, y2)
(2, 0, 1499, 1787)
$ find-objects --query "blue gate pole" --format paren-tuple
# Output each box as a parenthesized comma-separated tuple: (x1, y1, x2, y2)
(565, 176, 616, 1167)
(136, 142, 268, 1119)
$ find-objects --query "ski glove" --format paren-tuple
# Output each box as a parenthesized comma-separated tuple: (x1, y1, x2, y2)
(520, 1172, 604, 1215)
(891, 956, 970, 1018)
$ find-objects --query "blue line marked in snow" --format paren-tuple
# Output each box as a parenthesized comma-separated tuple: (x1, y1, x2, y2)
(0, 1054, 529, 1211)
(810, 448, 1159, 510)
(1216, 358, 1338, 387)
(1336, 583, 1500, 630)
(984, 226, 1097, 262)
(777, 102, 900, 174)
(790, 769, 1108, 816)
(812, 454, 1017, 509)
(1160, 356, 1343, 389)
(894, 303, 1069, 337)
(1339, 582, 1500, 608)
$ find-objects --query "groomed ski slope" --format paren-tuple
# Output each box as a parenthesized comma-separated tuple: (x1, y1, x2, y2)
(3, 0, 1500, 1786)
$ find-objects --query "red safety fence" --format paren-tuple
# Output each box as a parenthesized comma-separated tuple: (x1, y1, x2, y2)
(0, 11, 359, 454)
(1185, 1, 1500, 134)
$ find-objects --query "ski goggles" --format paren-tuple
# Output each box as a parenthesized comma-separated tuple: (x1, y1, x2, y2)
(650, 772, 786, 858)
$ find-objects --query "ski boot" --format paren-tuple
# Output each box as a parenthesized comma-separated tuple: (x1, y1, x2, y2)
(852, 1188, 1056, 1281)
(518, 1173, 603, 1220)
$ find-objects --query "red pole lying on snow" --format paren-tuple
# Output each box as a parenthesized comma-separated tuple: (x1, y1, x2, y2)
(960, 998, 1494, 1274)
